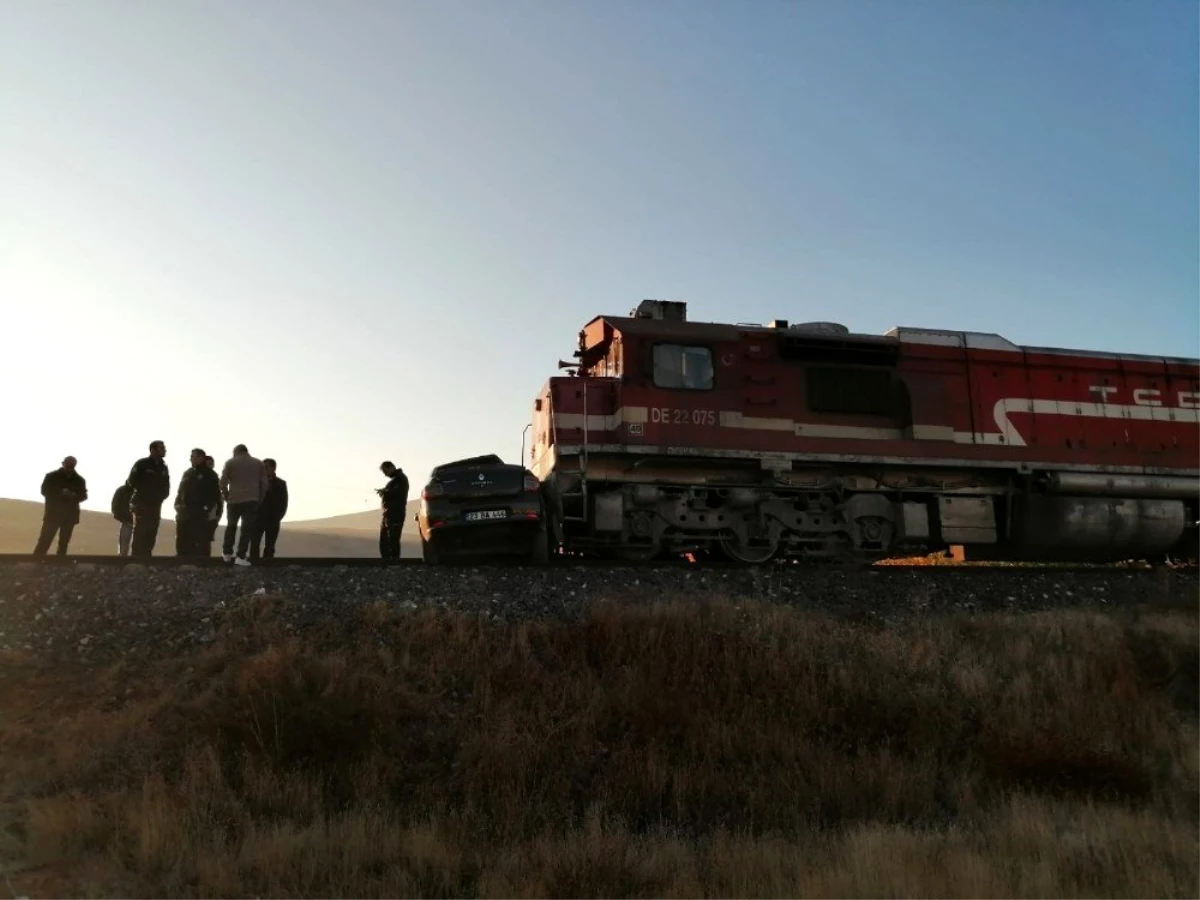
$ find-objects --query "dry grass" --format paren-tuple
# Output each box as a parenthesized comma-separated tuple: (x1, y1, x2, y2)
(0, 593, 1196, 898)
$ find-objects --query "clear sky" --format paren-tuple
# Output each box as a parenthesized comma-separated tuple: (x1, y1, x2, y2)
(3, 0, 1197, 521)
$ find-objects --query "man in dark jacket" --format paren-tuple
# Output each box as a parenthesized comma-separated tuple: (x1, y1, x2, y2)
(126, 440, 171, 558)
(252, 458, 289, 559)
(203, 455, 223, 557)
(174, 448, 222, 557)
(33, 456, 88, 556)
(111, 483, 134, 556)
(377, 460, 409, 559)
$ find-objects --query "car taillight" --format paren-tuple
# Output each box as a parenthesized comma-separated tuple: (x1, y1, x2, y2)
(422, 482, 444, 500)
(523, 474, 540, 492)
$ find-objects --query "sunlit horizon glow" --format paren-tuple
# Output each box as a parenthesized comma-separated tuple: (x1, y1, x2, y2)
(2, 0, 1196, 521)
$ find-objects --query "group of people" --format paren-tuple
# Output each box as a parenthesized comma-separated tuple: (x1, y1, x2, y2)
(34, 442, 291, 565)
(31, 446, 410, 563)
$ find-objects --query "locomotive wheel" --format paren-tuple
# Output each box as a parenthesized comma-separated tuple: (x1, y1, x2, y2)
(718, 534, 778, 564)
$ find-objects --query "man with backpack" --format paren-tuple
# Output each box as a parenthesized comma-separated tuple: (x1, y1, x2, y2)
(111, 482, 134, 556)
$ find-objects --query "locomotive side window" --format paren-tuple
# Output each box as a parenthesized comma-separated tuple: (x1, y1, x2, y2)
(653, 344, 714, 390)
(807, 367, 895, 416)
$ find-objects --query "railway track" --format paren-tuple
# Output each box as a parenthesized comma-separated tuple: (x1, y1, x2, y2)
(0, 553, 1188, 575)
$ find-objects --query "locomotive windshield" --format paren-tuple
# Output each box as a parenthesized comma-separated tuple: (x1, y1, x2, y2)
(653, 344, 714, 390)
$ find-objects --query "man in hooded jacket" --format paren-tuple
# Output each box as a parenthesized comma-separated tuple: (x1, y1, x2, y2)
(33, 456, 88, 556)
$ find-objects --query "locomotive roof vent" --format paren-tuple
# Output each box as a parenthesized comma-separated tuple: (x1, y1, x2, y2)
(630, 298, 687, 321)
(788, 321, 851, 336)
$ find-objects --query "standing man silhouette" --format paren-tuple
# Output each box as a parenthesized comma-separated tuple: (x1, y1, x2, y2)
(377, 461, 409, 559)
(33, 456, 88, 556)
(251, 458, 289, 559)
(127, 441, 170, 558)
(174, 448, 222, 556)
(111, 482, 134, 556)
(203, 455, 223, 557)
(220, 444, 267, 566)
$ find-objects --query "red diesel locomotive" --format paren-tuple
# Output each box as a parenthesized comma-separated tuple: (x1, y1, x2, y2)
(528, 300, 1199, 563)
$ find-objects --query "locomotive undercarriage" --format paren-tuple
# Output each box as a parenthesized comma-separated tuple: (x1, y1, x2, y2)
(561, 480, 940, 563)
(542, 456, 1198, 565)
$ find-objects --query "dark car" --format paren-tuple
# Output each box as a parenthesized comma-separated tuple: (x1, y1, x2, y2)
(417, 454, 554, 565)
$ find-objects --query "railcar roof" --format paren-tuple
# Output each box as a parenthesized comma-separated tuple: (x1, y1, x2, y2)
(591, 315, 1199, 367)
(594, 315, 769, 342)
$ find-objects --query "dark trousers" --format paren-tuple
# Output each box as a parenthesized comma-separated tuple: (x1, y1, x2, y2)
(380, 515, 403, 559)
(223, 501, 259, 559)
(131, 512, 161, 558)
(33, 518, 75, 556)
(253, 517, 282, 558)
(176, 517, 208, 557)
(202, 520, 219, 557)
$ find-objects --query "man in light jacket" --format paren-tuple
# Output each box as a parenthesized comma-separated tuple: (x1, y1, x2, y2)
(219, 444, 267, 566)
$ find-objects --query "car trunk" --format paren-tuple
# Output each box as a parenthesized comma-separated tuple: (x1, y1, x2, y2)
(435, 466, 527, 500)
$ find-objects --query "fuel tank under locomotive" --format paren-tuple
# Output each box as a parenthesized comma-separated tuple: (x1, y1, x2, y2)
(962, 473, 1198, 563)
(974, 495, 1192, 562)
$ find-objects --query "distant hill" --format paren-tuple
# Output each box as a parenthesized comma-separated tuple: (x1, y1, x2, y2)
(288, 499, 421, 534)
(0, 499, 403, 558)
(287, 499, 422, 556)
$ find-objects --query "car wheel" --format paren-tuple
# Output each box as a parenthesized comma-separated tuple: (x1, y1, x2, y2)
(422, 537, 442, 565)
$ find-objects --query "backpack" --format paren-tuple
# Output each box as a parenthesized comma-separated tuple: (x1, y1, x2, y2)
(111, 484, 133, 522)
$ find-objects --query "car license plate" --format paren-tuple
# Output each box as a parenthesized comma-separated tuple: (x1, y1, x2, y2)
(464, 510, 506, 522)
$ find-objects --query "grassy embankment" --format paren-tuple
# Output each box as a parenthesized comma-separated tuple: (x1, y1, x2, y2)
(1, 588, 1196, 898)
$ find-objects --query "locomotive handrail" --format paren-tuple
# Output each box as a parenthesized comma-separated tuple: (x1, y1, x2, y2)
(581, 379, 590, 519)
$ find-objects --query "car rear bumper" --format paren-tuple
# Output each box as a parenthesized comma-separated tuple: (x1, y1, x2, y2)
(426, 517, 543, 556)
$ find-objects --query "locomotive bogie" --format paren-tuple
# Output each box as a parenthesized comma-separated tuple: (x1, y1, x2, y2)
(542, 460, 979, 562)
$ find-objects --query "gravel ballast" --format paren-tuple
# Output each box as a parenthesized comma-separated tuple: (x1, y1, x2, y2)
(0, 563, 1195, 667)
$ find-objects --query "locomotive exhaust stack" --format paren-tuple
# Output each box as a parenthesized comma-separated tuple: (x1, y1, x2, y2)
(528, 302, 1199, 564)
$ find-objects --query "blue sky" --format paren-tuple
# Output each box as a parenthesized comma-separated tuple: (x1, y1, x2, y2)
(2, 0, 1196, 520)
